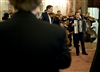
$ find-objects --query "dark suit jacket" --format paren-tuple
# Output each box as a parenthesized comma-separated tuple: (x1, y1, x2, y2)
(68, 17, 78, 32)
(0, 11, 71, 72)
(40, 12, 50, 23)
(90, 20, 100, 72)
(40, 12, 58, 24)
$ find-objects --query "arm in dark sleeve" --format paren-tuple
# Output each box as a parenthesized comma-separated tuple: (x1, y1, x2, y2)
(67, 27, 71, 32)
(57, 30, 71, 69)
(89, 20, 96, 26)
(39, 13, 45, 20)
(98, 19, 100, 23)
(68, 19, 74, 32)
(90, 20, 96, 23)
(53, 18, 60, 25)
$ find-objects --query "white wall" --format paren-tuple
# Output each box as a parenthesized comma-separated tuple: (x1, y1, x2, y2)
(73, 0, 76, 14)
(82, 0, 88, 14)
(0, 0, 8, 21)
(42, 0, 67, 15)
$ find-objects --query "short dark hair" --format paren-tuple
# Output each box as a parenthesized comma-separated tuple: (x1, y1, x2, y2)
(75, 12, 79, 15)
(46, 5, 53, 10)
(59, 21, 64, 23)
(70, 11, 73, 13)
(57, 10, 60, 12)
(86, 12, 90, 14)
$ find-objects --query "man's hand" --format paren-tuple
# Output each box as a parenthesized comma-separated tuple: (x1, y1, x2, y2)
(72, 23, 76, 26)
(86, 24, 89, 28)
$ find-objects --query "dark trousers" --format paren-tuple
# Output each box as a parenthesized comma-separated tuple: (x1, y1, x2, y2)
(73, 33, 86, 55)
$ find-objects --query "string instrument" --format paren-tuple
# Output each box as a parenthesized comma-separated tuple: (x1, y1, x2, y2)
(63, 20, 69, 26)
(49, 13, 64, 24)
(55, 14, 62, 18)
(49, 13, 56, 18)
(84, 28, 97, 43)
(62, 16, 67, 20)
(88, 16, 97, 21)
(64, 21, 71, 45)
(49, 13, 56, 23)
(83, 15, 97, 43)
(49, 13, 62, 19)
(84, 18, 97, 43)
(66, 30, 70, 45)
(71, 15, 75, 18)
(59, 21, 70, 45)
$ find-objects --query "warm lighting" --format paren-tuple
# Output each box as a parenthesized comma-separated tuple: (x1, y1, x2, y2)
(42, 0, 69, 15)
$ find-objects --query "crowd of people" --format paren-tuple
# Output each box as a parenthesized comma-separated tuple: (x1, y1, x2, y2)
(0, 0, 99, 72)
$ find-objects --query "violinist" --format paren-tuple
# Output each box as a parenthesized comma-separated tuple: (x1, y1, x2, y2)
(53, 10, 67, 25)
(84, 12, 97, 43)
(40, 5, 53, 24)
(56, 10, 62, 17)
(67, 11, 75, 24)
(59, 21, 69, 29)
(67, 11, 75, 47)
(51, 10, 62, 25)
(84, 12, 96, 26)
(59, 21, 71, 51)
(53, 14, 64, 25)
(77, 9, 84, 19)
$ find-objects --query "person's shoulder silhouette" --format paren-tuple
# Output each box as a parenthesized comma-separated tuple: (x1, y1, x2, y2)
(90, 19, 100, 72)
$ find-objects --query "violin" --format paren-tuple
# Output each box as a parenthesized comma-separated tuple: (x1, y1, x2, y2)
(49, 13, 56, 18)
(56, 14, 62, 18)
(66, 30, 70, 45)
(49, 13, 61, 18)
(71, 15, 75, 18)
(88, 16, 97, 21)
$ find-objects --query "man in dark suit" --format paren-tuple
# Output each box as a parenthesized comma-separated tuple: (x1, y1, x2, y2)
(67, 11, 75, 47)
(40, 5, 53, 24)
(0, 0, 71, 72)
(69, 12, 88, 56)
(84, 12, 96, 27)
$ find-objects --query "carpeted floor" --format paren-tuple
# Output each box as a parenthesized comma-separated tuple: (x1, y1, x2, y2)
(60, 43, 96, 72)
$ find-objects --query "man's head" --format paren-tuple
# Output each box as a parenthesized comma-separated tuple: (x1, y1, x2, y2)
(57, 10, 61, 14)
(46, 5, 53, 13)
(8, 7, 13, 14)
(75, 12, 80, 18)
(86, 12, 90, 17)
(70, 11, 74, 16)
(59, 21, 64, 27)
(77, 9, 82, 14)
(9, 0, 42, 11)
